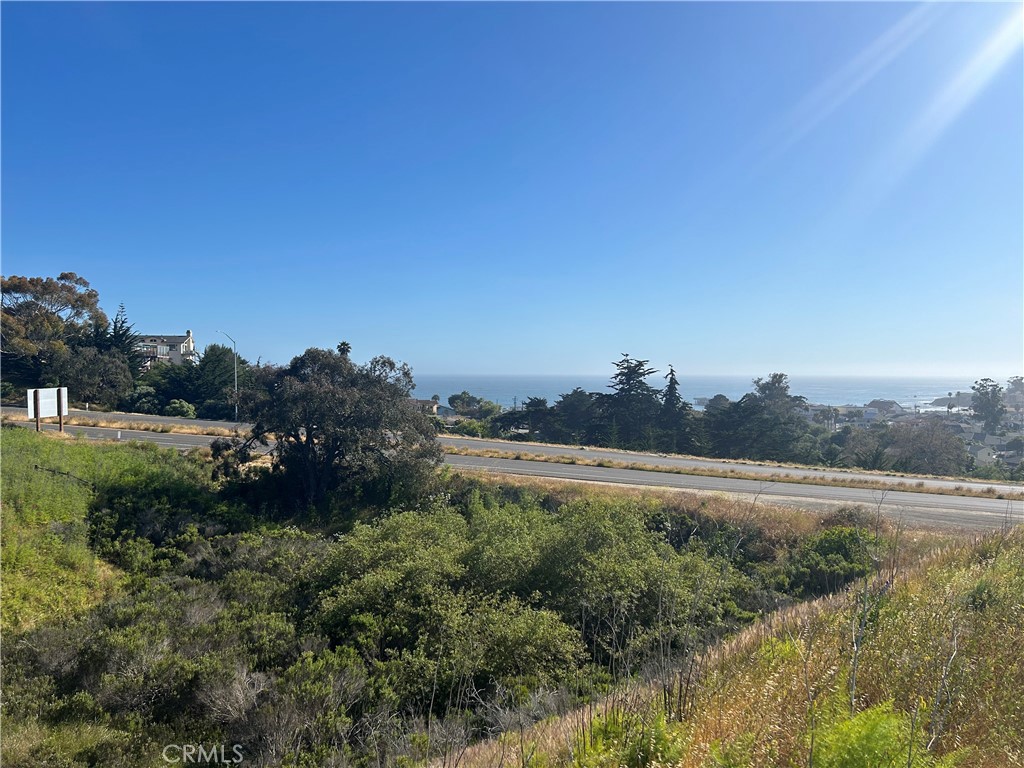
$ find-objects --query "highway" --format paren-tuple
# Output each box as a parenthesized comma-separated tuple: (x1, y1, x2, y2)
(5, 406, 1017, 497)
(449, 454, 1020, 531)
(439, 436, 1022, 496)
(4, 408, 1021, 531)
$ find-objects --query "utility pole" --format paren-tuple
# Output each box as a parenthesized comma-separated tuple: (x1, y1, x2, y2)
(217, 330, 239, 422)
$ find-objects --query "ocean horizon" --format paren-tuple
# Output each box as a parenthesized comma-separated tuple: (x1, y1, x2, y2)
(411, 374, 992, 411)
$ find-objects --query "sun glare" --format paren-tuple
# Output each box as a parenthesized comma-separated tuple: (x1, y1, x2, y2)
(862, 6, 1024, 208)
(778, 4, 943, 155)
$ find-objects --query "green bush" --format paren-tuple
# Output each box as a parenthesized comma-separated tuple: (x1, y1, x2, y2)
(788, 526, 872, 596)
(815, 702, 961, 768)
(450, 418, 487, 437)
(163, 399, 196, 418)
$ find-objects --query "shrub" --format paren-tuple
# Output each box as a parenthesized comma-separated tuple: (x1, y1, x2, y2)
(815, 702, 961, 768)
(450, 418, 487, 437)
(788, 526, 872, 596)
(163, 399, 196, 418)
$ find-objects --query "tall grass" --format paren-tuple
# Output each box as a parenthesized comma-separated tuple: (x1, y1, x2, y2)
(448, 528, 1023, 768)
(0, 427, 215, 632)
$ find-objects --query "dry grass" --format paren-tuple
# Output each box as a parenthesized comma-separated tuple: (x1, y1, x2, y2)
(447, 527, 1020, 768)
(1, 413, 238, 437)
(446, 445, 1023, 501)
(441, 596, 849, 768)
(447, 436, 1012, 481)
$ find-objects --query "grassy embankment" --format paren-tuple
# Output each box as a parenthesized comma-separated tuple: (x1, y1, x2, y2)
(1, 427, 123, 633)
(449, 529, 1024, 768)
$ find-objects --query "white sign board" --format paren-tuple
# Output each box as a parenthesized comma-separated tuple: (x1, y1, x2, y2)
(26, 387, 69, 419)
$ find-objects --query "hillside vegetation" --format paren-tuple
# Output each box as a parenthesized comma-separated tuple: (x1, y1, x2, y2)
(0, 427, 948, 767)
(4, 422, 1018, 767)
(2, 427, 133, 632)
(453, 530, 1024, 768)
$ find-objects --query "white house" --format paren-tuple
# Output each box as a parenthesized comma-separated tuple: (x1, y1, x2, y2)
(135, 330, 199, 370)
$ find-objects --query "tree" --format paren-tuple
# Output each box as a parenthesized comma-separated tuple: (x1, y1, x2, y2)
(447, 391, 501, 420)
(842, 424, 893, 471)
(138, 360, 199, 413)
(126, 385, 162, 415)
(752, 372, 807, 413)
(661, 365, 683, 414)
(813, 406, 840, 432)
(659, 365, 699, 454)
(244, 343, 442, 510)
(164, 399, 197, 419)
(748, 373, 811, 460)
(522, 396, 550, 437)
(704, 394, 731, 414)
(1009, 377, 1024, 430)
(886, 420, 968, 476)
(706, 374, 811, 462)
(971, 378, 1006, 432)
(1, 272, 107, 387)
(104, 303, 144, 374)
(603, 354, 660, 449)
(50, 346, 133, 407)
(552, 388, 595, 445)
(195, 343, 246, 419)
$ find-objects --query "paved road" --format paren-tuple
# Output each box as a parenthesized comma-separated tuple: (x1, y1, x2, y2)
(448, 455, 1021, 532)
(9, 418, 1020, 531)
(7, 406, 1017, 497)
(13, 421, 236, 451)
(440, 436, 1022, 496)
(1, 405, 244, 434)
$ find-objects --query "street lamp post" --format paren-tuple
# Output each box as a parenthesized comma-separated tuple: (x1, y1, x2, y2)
(217, 330, 238, 422)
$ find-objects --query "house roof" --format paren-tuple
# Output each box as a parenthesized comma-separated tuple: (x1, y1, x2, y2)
(865, 399, 905, 413)
(138, 335, 191, 344)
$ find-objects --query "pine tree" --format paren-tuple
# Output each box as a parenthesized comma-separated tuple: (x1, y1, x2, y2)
(606, 354, 660, 449)
(660, 365, 699, 454)
(107, 303, 143, 373)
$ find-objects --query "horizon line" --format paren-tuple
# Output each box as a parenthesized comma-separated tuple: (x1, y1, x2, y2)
(411, 371, 1020, 380)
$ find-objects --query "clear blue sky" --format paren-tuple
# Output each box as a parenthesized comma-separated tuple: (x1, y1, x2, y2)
(3, 2, 1021, 378)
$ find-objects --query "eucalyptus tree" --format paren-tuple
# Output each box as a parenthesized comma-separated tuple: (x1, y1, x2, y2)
(1, 272, 107, 387)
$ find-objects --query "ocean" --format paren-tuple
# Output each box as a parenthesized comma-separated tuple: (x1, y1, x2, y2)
(411, 374, 984, 411)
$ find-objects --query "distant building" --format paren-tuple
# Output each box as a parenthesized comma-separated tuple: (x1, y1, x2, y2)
(828, 405, 882, 427)
(408, 398, 458, 419)
(865, 399, 906, 415)
(969, 444, 997, 466)
(135, 330, 199, 370)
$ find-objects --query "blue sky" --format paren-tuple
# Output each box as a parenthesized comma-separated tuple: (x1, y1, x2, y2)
(3, 2, 1021, 378)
